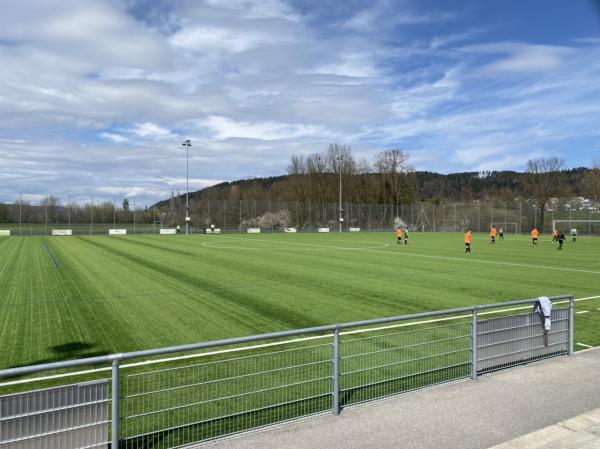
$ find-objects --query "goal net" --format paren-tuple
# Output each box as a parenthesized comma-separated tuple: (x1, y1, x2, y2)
(497, 222, 519, 234)
(552, 220, 600, 236)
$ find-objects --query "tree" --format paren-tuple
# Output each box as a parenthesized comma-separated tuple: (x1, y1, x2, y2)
(122, 198, 130, 212)
(524, 157, 565, 231)
(583, 160, 600, 200)
(0, 203, 9, 222)
(374, 149, 413, 216)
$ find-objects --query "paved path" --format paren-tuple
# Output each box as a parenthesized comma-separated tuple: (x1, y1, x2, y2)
(489, 408, 600, 449)
(199, 348, 600, 449)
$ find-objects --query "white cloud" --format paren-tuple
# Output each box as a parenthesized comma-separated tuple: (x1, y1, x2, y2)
(169, 26, 273, 54)
(100, 132, 129, 143)
(199, 116, 324, 141)
(130, 123, 177, 140)
(459, 42, 576, 74)
(314, 53, 380, 78)
(0, 1, 599, 203)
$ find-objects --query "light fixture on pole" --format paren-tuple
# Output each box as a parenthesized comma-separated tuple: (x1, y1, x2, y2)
(338, 154, 344, 232)
(181, 139, 192, 235)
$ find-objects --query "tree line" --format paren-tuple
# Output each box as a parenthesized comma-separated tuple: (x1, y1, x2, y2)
(1, 144, 599, 231)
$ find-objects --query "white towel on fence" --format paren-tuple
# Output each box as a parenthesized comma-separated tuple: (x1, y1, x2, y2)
(534, 296, 552, 331)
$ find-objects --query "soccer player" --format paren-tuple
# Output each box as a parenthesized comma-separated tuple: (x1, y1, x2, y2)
(464, 229, 472, 254)
(404, 227, 409, 245)
(557, 229, 566, 250)
(571, 227, 577, 242)
(498, 226, 504, 240)
(531, 227, 539, 247)
(395, 227, 403, 245)
(552, 227, 558, 243)
(489, 225, 497, 244)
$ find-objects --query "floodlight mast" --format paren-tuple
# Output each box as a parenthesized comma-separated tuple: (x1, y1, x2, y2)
(338, 154, 343, 232)
(182, 139, 192, 235)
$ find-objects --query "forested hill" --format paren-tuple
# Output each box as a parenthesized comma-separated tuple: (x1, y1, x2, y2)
(157, 167, 593, 207)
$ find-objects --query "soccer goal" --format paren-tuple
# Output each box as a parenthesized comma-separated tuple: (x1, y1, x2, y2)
(552, 220, 600, 236)
(498, 222, 519, 234)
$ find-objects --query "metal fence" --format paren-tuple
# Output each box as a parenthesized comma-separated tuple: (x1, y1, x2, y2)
(2, 197, 600, 236)
(0, 295, 574, 449)
(0, 381, 109, 449)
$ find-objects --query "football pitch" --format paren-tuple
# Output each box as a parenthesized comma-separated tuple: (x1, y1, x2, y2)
(1, 231, 599, 370)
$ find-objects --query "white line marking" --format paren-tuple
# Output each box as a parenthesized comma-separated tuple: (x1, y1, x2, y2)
(208, 235, 600, 275)
(359, 247, 600, 275)
(576, 310, 590, 314)
(3, 294, 600, 387)
(577, 342, 594, 348)
(201, 242, 259, 250)
(202, 236, 389, 251)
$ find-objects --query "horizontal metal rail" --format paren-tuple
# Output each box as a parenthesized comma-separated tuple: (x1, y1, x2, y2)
(340, 361, 472, 393)
(0, 295, 572, 379)
(476, 317, 568, 336)
(123, 359, 331, 399)
(342, 321, 470, 343)
(120, 392, 333, 442)
(478, 341, 568, 362)
(341, 348, 471, 377)
(340, 334, 471, 360)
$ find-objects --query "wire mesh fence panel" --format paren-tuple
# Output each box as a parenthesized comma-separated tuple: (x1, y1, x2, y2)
(477, 306, 570, 374)
(4, 198, 600, 235)
(339, 321, 472, 407)
(0, 380, 109, 449)
(119, 342, 333, 448)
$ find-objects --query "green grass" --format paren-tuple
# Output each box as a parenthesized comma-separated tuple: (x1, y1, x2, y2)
(1, 231, 598, 447)
(0, 231, 599, 370)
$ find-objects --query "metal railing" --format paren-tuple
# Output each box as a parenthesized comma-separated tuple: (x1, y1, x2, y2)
(0, 295, 575, 448)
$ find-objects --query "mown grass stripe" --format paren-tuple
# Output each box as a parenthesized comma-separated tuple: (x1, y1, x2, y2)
(44, 241, 59, 269)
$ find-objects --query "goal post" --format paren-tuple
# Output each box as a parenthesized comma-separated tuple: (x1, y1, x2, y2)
(552, 220, 600, 236)
(498, 222, 519, 234)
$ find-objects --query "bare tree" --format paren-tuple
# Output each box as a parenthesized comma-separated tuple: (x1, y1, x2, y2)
(374, 149, 413, 217)
(583, 160, 600, 200)
(524, 157, 565, 231)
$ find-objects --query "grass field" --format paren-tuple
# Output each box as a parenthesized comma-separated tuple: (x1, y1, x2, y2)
(1, 231, 599, 370)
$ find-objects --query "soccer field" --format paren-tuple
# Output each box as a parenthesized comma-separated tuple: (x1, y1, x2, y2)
(0, 231, 599, 370)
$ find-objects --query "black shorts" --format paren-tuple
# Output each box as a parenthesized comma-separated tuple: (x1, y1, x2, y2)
(533, 238, 538, 241)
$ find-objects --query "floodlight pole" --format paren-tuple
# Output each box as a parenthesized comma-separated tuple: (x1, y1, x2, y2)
(338, 154, 343, 233)
(182, 139, 192, 235)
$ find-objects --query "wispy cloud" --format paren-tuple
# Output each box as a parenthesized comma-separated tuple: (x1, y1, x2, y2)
(0, 0, 599, 203)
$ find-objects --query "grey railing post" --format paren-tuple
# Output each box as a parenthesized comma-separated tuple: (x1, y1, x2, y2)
(332, 327, 340, 415)
(471, 307, 478, 379)
(569, 296, 575, 355)
(111, 358, 120, 449)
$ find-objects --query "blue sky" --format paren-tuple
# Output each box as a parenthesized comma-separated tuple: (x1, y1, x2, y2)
(1, 0, 600, 205)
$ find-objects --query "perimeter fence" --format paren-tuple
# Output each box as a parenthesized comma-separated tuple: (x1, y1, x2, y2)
(2, 197, 600, 236)
(0, 295, 575, 448)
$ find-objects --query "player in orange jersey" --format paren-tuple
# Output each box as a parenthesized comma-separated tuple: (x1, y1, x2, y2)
(489, 225, 497, 244)
(395, 227, 403, 245)
(464, 229, 472, 254)
(531, 227, 539, 247)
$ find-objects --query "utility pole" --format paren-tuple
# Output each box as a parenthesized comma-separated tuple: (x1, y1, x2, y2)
(182, 139, 192, 235)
